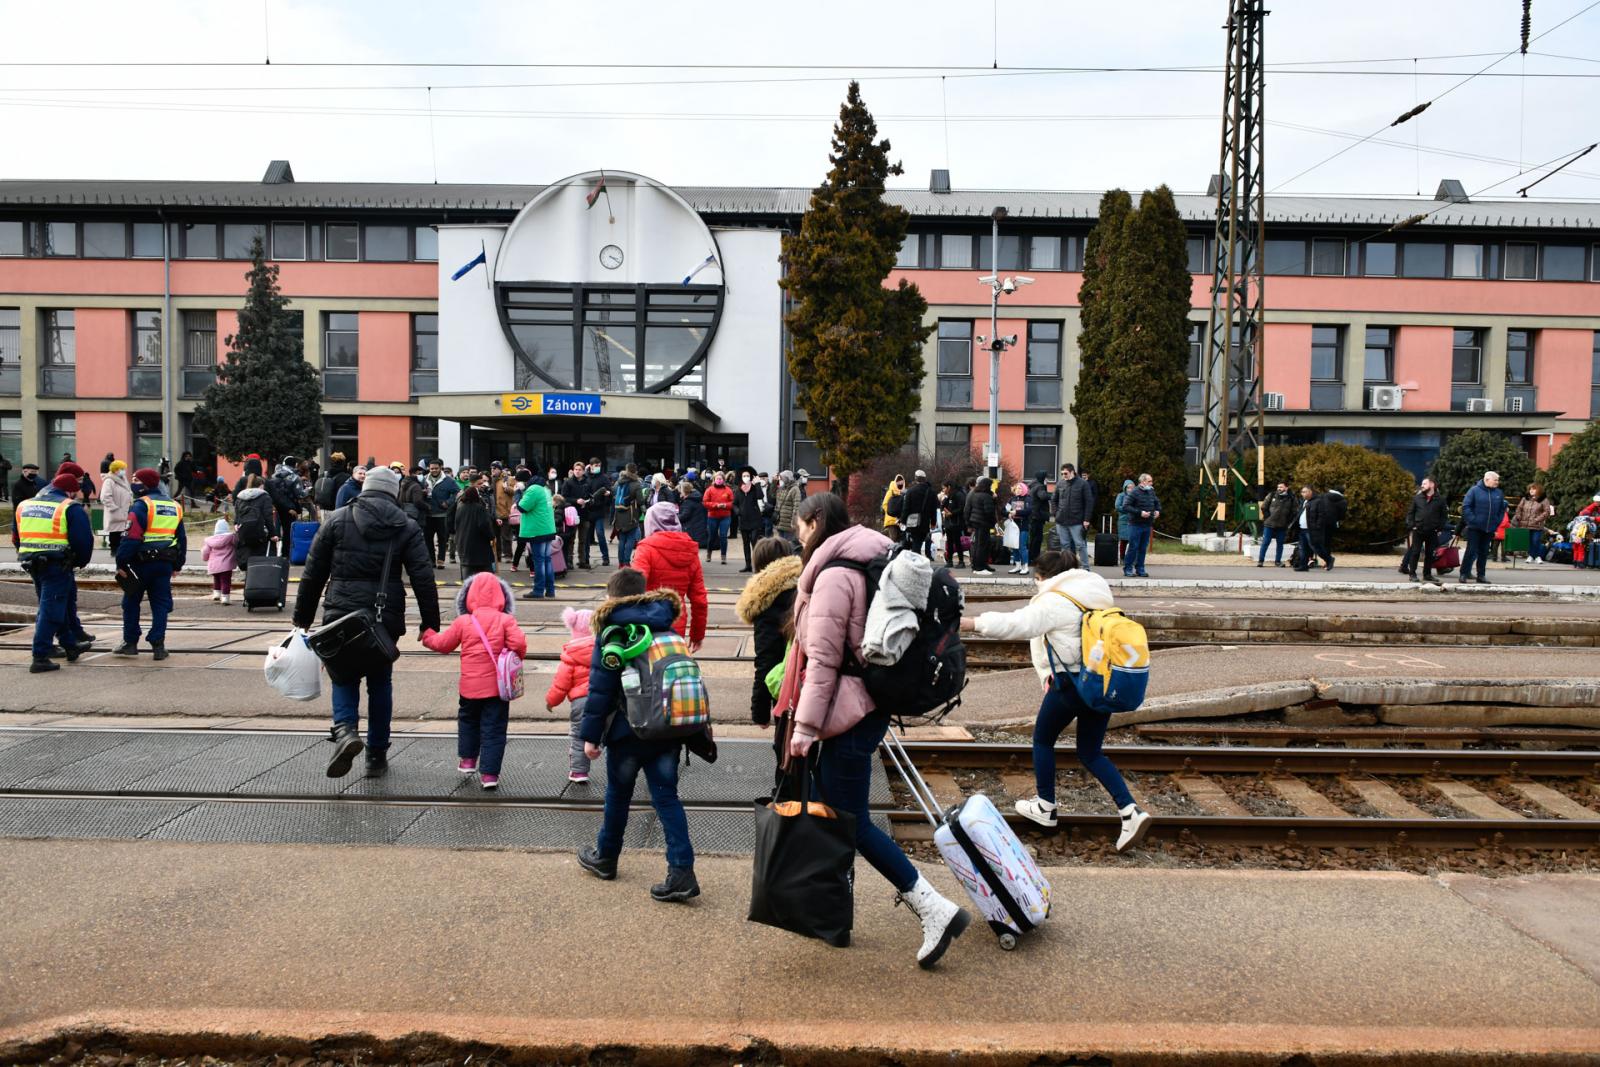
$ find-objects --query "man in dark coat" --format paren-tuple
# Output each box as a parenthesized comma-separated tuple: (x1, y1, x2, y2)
(293, 466, 440, 780)
(12, 462, 41, 506)
(1458, 471, 1505, 585)
(1053, 463, 1096, 567)
(1026, 471, 1052, 564)
(964, 478, 999, 575)
(1256, 482, 1295, 568)
(1404, 477, 1449, 585)
(902, 470, 938, 558)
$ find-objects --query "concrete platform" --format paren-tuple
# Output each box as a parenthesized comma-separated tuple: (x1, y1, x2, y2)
(2, 841, 1597, 1062)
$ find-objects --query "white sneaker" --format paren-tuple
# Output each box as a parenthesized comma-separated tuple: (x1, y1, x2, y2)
(221, 595, 230, 605)
(1014, 795, 1059, 828)
(1116, 803, 1153, 852)
(211, 591, 221, 602)
(972, 568, 995, 576)
(896, 874, 971, 968)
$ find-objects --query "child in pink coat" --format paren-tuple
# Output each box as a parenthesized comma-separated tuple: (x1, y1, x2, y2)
(201, 519, 238, 604)
(420, 571, 528, 790)
(545, 607, 595, 783)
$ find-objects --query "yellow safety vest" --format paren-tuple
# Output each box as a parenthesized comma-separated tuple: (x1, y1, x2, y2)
(141, 497, 184, 546)
(15, 497, 73, 558)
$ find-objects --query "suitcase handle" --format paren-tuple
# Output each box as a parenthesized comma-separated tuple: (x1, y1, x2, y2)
(880, 726, 944, 830)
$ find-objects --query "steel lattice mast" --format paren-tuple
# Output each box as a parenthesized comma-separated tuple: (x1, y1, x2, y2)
(1198, 0, 1268, 527)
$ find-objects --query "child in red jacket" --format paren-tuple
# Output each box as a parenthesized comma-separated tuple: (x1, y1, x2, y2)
(546, 606, 595, 783)
(421, 572, 528, 790)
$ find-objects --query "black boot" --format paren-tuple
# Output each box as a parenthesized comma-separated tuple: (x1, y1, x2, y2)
(577, 845, 618, 881)
(650, 866, 701, 903)
(29, 658, 60, 674)
(150, 642, 169, 661)
(111, 641, 138, 656)
(326, 724, 364, 778)
(364, 750, 388, 778)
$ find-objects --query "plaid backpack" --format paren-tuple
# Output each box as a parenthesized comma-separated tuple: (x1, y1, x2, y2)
(619, 630, 710, 740)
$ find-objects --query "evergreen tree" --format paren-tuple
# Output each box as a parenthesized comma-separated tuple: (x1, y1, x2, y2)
(1543, 422, 1600, 524)
(780, 82, 931, 491)
(193, 238, 324, 463)
(1427, 428, 1535, 504)
(1071, 186, 1191, 532)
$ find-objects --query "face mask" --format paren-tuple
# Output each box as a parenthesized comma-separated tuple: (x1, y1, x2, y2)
(548, 471, 556, 479)
(743, 476, 752, 484)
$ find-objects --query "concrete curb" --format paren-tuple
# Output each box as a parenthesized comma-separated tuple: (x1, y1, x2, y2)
(960, 573, 1600, 600)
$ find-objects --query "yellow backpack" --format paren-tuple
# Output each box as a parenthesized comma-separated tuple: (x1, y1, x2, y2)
(1050, 592, 1151, 713)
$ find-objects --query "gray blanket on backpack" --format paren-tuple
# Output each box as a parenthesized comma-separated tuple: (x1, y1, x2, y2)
(861, 551, 932, 666)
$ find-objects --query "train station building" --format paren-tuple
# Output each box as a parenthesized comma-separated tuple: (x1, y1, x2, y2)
(1, 162, 1597, 480)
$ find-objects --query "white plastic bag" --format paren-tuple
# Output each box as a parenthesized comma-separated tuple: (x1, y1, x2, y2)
(264, 629, 322, 701)
(1002, 519, 1021, 550)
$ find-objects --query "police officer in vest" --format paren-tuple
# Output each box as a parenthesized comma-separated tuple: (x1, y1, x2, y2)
(112, 467, 186, 660)
(13, 465, 96, 673)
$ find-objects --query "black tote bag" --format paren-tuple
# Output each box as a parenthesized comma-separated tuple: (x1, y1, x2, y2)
(748, 753, 856, 948)
(306, 536, 399, 686)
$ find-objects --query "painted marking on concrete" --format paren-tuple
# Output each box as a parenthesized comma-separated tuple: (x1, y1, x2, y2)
(1508, 781, 1599, 820)
(1172, 774, 1249, 816)
(1267, 777, 1348, 818)
(1312, 651, 1447, 671)
(1145, 600, 1218, 610)
(1343, 778, 1430, 820)
(1427, 779, 1523, 820)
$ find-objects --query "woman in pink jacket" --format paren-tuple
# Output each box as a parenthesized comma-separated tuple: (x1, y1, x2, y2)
(781, 492, 971, 969)
(421, 572, 528, 790)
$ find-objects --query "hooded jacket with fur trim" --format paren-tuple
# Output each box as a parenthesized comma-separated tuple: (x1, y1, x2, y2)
(581, 588, 685, 745)
(736, 554, 801, 725)
(420, 572, 526, 699)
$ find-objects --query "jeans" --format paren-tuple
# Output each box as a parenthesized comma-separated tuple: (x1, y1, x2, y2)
(331, 658, 395, 754)
(616, 525, 641, 566)
(1528, 528, 1546, 561)
(1013, 534, 1030, 570)
(1124, 525, 1152, 575)
(457, 695, 510, 776)
(708, 516, 731, 558)
(1061, 522, 1089, 568)
(584, 512, 610, 566)
(1462, 527, 1492, 580)
(567, 696, 590, 775)
(597, 732, 694, 870)
(815, 712, 919, 893)
(30, 564, 74, 659)
(530, 538, 555, 597)
(122, 561, 173, 645)
(1295, 528, 1314, 569)
(1258, 525, 1287, 564)
(1032, 679, 1135, 809)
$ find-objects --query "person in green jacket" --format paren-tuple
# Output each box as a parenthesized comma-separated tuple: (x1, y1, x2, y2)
(518, 479, 557, 600)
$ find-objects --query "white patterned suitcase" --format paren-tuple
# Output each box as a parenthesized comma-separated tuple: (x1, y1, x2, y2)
(881, 729, 1051, 949)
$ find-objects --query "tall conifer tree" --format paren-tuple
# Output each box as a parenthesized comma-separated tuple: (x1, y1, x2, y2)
(780, 82, 932, 489)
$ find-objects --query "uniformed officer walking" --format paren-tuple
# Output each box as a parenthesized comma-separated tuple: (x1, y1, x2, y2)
(112, 467, 186, 660)
(13, 465, 96, 673)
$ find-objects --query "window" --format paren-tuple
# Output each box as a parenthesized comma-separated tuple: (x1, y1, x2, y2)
(44, 222, 77, 257)
(1309, 326, 1344, 410)
(133, 414, 162, 473)
(364, 224, 409, 262)
(1185, 321, 1204, 412)
(0, 221, 23, 256)
(936, 320, 973, 408)
(1263, 239, 1306, 275)
(1451, 327, 1484, 411)
(1505, 241, 1538, 280)
(1364, 242, 1396, 276)
(326, 417, 359, 464)
(414, 226, 438, 262)
(934, 424, 971, 464)
(1311, 239, 1346, 276)
(1022, 426, 1060, 479)
(1363, 327, 1394, 383)
(1062, 235, 1086, 271)
(325, 223, 359, 262)
(977, 235, 1023, 271)
(83, 222, 127, 258)
(323, 312, 359, 398)
(0, 309, 17, 395)
(182, 223, 217, 259)
(1543, 245, 1585, 282)
(1592, 332, 1600, 418)
(0, 414, 19, 465)
(1400, 243, 1446, 278)
(411, 313, 438, 394)
(271, 222, 306, 261)
(411, 417, 439, 466)
(1029, 235, 1061, 271)
(895, 236, 920, 268)
(939, 235, 972, 270)
(182, 310, 217, 397)
(1506, 329, 1534, 385)
(41, 310, 74, 396)
(1451, 243, 1486, 279)
(1593, 245, 1600, 282)
(792, 421, 824, 475)
(501, 284, 716, 393)
(129, 310, 161, 397)
(222, 223, 264, 260)
(44, 415, 75, 474)
(131, 222, 163, 258)
(1186, 237, 1208, 274)
(1025, 321, 1062, 410)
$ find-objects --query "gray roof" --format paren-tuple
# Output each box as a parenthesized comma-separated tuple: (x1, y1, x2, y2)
(1, 178, 1597, 230)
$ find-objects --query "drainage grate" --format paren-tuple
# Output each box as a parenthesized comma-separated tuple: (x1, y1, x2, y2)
(147, 800, 428, 845)
(20, 733, 231, 792)
(0, 796, 199, 840)
(0, 732, 142, 789)
(131, 734, 321, 795)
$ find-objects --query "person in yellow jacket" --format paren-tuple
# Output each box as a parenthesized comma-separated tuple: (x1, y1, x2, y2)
(112, 468, 186, 660)
(12, 465, 96, 673)
(880, 473, 906, 540)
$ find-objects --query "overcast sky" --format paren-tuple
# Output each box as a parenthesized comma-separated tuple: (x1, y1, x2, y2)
(3, 0, 1599, 202)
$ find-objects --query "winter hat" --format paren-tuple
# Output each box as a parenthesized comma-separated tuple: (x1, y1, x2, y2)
(133, 468, 161, 489)
(213, 518, 232, 536)
(55, 461, 85, 480)
(1123, 478, 1135, 490)
(108, 460, 127, 474)
(363, 466, 401, 498)
(644, 501, 683, 537)
(50, 473, 80, 493)
(561, 606, 594, 640)
(1013, 482, 1029, 496)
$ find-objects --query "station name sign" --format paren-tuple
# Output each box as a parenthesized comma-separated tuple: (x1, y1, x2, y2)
(499, 392, 603, 416)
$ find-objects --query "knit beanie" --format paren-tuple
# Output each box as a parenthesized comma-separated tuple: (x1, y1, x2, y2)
(50, 473, 80, 493)
(133, 468, 160, 489)
(644, 501, 683, 537)
(363, 466, 401, 498)
(55, 461, 85, 480)
(561, 606, 594, 639)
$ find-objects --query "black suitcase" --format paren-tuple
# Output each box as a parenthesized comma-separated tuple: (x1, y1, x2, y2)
(1094, 532, 1118, 568)
(243, 552, 289, 611)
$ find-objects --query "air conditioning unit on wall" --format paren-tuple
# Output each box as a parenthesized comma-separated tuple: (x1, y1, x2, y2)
(1367, 385, 1403, 411)
(1506, 396, 1524, 413)
(1466, 398, 1494, 413)
(1264, 392, 1285, 410)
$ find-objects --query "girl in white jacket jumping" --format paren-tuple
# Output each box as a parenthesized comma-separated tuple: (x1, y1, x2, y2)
(962, 549, 1153, 851)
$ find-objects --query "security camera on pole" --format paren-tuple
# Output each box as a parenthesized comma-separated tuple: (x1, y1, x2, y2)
(976, 206, 1032, 481)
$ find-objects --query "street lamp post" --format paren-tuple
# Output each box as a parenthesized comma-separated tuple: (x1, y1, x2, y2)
(976, 206, 1032, 481)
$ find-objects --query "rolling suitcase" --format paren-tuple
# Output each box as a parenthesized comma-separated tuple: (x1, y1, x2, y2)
(289, 520, 320, 565)
(1093, 532, 1118, 568)
(244, 548, 290, 611)
(881, 729, 1050, 950)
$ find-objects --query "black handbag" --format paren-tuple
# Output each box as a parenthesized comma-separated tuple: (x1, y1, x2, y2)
(305, 536, 400, 686)
(748, 751, 856, 948)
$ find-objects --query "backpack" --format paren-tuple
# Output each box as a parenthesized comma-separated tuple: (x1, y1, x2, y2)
(618, 630, 711, 740)
(236, 497, 271, 547)
(822, 547, 967, 725)
(314, 475, 338, 511)
(467, 613, 524, 702)
(1050, 592, 1149, 714)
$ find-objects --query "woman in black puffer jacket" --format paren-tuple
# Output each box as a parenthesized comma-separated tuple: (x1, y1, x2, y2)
(453, 485, 497, 579)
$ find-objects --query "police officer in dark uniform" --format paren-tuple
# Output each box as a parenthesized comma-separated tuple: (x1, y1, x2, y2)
(13, 465, 95, 673)
(112, 467, 186, 660)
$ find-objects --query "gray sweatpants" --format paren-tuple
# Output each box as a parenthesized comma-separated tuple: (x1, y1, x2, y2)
(568, 696, 591, 776)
